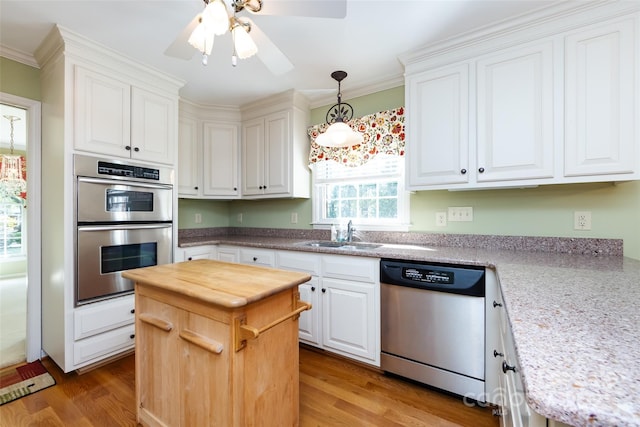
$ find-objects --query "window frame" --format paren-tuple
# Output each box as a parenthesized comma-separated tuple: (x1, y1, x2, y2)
(311, 155, 410, 232)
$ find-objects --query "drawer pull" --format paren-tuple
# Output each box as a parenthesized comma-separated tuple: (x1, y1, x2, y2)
(493, 300, 503, 308)
(180, 329, 224, 354)
(493, 350, 504, 358)
(139, 313, 173, 332)
(502, 361, 516, 374)
(234, 300, 312, 351)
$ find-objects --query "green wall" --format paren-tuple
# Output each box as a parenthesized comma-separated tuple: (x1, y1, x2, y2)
(0, 57, 41, 100)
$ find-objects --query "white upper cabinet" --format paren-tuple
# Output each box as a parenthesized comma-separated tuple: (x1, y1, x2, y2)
(564, 17, 637, 178)
(402, 2, 639, 190)
(406, 63, 470, 187)
(241, 90, 311, 199)
(74, 65, 176, 165)
(476, 40, 555, 183)
(177, 102, 241, 199)
(203, 122, 239, 197)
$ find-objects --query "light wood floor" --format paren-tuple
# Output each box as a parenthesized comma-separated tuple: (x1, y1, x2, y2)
(0, 346, 499, 426)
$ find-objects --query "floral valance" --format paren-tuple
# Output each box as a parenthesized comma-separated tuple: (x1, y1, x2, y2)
(308, 107, 405, 167)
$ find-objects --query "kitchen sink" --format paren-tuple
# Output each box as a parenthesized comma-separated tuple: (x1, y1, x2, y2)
(301, 241, 383, 250)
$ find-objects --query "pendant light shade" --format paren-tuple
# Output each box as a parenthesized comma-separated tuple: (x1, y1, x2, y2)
(188, 17, 215, 55)
(316, 71, 363, 148)
(315, 122, 363, 147)
(232, 21, 258, 59)
(202, 0, 229, 35)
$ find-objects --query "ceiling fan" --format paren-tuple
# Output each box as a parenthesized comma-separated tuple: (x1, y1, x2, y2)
(165, 0, 347, 75)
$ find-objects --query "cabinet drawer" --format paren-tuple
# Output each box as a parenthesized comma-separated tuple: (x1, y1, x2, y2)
(322, 255, 378, 283)
(239, 248, 275, 267)
(276, 250, 321, 275)
(74, 295, 135, 340)
(73, 323, 135, 365)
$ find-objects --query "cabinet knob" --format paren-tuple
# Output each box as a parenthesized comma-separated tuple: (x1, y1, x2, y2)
(321, 288, 326, 293)
(493, 350, 504, 358)
(502, 361, 516, 374)
(188, 257, 193, 261)
(125, 145, 131, 151)
(259, 186, 263, 189)
(129, 334, 135, 340)
(478, 167, 485, 173)
(194, 186, 199, 190)
(311, 286, 315, 292)
(460, 168, 467, 175)
(130, 309, 135, 314)
(233, 187, 237, 191)
(493, 300, 502, 308)
(253, 257, 258, 262)
(134, 147, 140, 152)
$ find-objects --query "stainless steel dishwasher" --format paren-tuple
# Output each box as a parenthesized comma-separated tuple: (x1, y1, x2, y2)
(380, 258, 486, 400)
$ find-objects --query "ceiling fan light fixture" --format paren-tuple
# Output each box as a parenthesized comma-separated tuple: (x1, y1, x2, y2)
(203, 0, 230, 35)
(232, 20, 258, 59)
(188, 17, 215, 55)
(316, 70, 364, 148)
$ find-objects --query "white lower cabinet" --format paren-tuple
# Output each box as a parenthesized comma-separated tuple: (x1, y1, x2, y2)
(72, 294, 135, 367)
(216, 245, 239, 263)
(238, 247, 276, 267)
(276, 250, 380, 366)
(179, 245, 216, 261)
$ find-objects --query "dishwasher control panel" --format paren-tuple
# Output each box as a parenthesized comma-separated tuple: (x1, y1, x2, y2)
(403, 267, 454, 284)
(380, 259, 485, 297)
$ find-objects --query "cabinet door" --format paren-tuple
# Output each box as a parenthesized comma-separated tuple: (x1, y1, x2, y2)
(476, 41, 555, 182)
(178, 115, 200, 196)
(131, 87, 176, 165)
(264, 111, 291, 195)
(216, 246, 239, 263)
(203, 122, 239, 197)
(406, 63, 470, 187)
(242, 118, 265, 195)
(297, 277, 321, 346)
(564, 17, 637, 177)
(74, 66, 131, 157)
(136, 295, 181, 427)
(183, 246, 214, 261)
(321, 277, 377, 363)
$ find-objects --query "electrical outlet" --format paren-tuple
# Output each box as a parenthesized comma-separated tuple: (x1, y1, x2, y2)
(574, 211, 591, 230)
(290, 212, 298, 224)
(435, 212, 447, 227)
(448, 207, 473, 222)
(194, 213, 202, 224)
(237, 213, 243, 224)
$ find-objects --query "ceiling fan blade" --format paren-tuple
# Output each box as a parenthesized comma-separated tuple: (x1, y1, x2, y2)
(247, 18, 294, 75)
(164, 15, 200, 60)
(248, 0, 347, 18)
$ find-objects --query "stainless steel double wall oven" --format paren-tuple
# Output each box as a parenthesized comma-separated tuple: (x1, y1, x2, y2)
(74, 154, 174, 305)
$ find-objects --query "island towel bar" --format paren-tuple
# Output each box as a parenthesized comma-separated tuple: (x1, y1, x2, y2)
(234, 300, 312, 351)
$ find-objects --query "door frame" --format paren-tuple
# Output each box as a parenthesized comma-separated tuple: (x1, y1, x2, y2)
(0, 92, 42, 362)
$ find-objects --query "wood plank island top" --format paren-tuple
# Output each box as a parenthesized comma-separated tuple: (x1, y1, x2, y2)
(122, 259, 311, 308)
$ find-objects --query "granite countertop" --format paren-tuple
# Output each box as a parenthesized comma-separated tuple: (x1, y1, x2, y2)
(178, 233, 640, 427)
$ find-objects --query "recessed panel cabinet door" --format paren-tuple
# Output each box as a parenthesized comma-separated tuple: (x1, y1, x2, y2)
(242, 118, 265, 196)
(476, 40, 555, 182)
(131, 87, 176, 165)
(203, 122, 239, 197)
(406, 63, 470, 187)
(74, 66, 131, 157)
(564, 17, 637, 177)
(264, 110, 291, 195)
(178, 115, 199, 196)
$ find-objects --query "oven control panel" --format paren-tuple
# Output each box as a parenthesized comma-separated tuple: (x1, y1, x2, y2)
(98, 161, 160, 181)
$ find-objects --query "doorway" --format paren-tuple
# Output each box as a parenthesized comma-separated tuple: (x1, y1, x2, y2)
(0, 93, 41, 367)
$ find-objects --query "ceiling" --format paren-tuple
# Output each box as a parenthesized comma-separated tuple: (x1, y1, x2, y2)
(0, 0, 558, 109)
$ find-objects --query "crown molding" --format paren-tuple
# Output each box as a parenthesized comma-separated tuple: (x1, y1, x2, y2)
(0, 45, 39, 68)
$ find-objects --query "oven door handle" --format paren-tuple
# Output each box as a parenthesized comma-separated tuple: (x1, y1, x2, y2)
(77, 223, 173, 232)
(77, 176, 173, 190)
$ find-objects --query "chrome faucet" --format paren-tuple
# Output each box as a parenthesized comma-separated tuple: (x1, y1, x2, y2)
(347, 220, 355, 242)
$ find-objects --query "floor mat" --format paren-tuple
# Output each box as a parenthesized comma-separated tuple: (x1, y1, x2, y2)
(0, 360, 56, 405)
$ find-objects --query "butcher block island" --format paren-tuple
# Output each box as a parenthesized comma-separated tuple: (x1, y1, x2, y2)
(121, 259, 312, 427)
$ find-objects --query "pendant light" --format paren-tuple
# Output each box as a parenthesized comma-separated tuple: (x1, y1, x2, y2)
(315, 71, 364, 148)
(0, 115, 27, 200)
